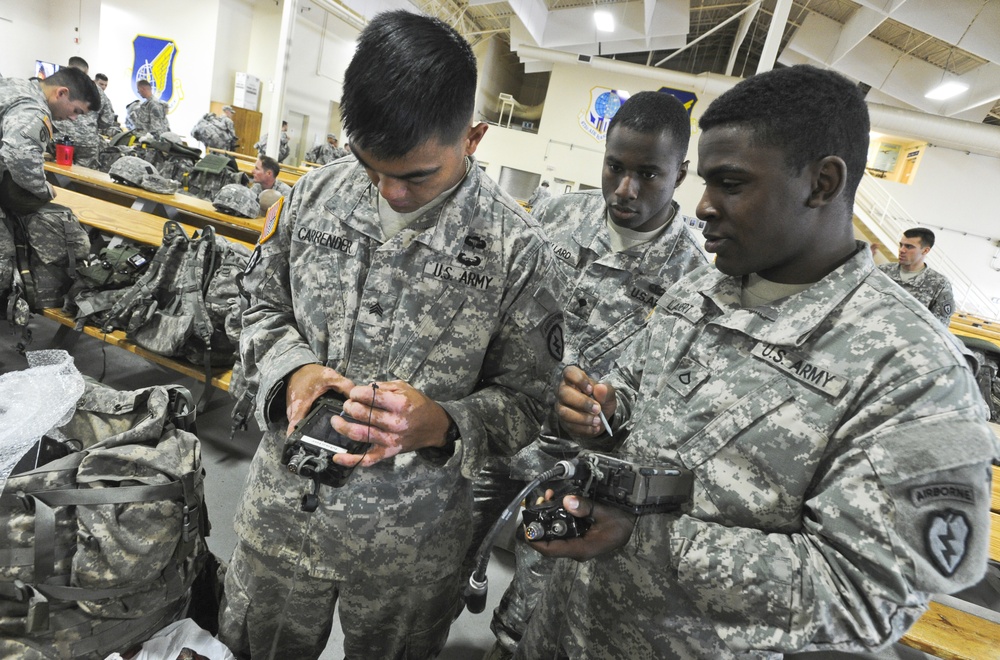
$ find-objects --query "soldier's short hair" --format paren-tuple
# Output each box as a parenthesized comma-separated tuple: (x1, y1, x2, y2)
(137, 79, 152, 89)
(699, 65, 870, 202)
(67, 56, 89, 72)
(259, 155, 281, 178)
(44, 66, 101, 112)
(608, 91, 691, 162)
(95, 73, 109, 83)
(904, 227, 936, 249)
(342, 10, 476, 159)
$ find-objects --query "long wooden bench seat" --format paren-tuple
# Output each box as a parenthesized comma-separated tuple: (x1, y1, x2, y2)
(206, 147, 307, 185)
(40, 187, 252, 395)
(899, 458, 1000, 659)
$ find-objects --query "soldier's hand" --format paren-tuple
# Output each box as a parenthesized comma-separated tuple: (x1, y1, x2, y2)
(527, 494, 636, 562)
(556, 365, 617, 439)
(285, 364, 355, 435)
(331, 380, 451, 467)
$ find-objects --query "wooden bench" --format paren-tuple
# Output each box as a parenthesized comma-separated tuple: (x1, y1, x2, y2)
(41, 187, 253, 396)
(45, 161, 263, 242)
(899, 457, 1000, 659)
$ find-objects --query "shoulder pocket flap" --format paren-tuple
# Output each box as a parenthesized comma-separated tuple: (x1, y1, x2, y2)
(864, 412, 997, 486)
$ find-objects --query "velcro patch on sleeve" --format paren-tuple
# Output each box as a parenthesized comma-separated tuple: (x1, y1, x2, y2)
(259, 195, 284, 244)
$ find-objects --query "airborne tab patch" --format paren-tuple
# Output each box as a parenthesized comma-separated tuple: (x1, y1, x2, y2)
(751, 343, 847, 398)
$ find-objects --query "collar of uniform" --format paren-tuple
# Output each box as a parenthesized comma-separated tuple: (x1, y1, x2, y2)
(410, 156, 492, 258)
(566, 190, 611, 257)
(700, 241, 875, 346)
(632, 203, 689, 273)
(322, 156, 486, 252)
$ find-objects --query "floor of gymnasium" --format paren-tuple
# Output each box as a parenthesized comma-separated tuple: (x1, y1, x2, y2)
(2, 315, 995, 659)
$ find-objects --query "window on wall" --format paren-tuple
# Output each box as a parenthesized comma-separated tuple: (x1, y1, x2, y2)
(498, 166, 541, 201)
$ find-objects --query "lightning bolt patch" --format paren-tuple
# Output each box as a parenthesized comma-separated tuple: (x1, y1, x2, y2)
(926, 510, 970, 576)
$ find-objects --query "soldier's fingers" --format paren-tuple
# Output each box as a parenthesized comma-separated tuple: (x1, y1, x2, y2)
(562, 365, 595, 395)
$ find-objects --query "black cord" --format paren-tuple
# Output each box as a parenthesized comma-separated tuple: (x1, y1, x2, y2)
(464, 458, 579, 614)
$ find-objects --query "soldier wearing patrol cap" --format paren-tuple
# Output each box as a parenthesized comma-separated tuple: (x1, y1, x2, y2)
(520, 64, 998, 660)
(217, 10, 562, 659)
(879, 227, 955, 326)
(0, 66, 99, 213)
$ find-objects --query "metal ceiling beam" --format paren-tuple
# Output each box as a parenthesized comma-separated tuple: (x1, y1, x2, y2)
(756, 0, 792, 74)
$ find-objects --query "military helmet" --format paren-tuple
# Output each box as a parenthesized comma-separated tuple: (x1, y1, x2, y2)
(109, 156, 159, 187)
(213, 184, 259, 218)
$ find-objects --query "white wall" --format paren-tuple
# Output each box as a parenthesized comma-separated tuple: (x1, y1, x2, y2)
(475, 57, 715, 207)
(0, 0, 100, 78)
(212, 0, 254, 105)
(880, 145, 1000, 309)
(97, 0, 221, 142)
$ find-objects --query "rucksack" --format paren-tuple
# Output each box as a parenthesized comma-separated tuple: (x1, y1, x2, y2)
(102, 221, 251, 407)
(133, 139, 202, 183)
(3, 203, 91, 311)
(70, 241, 157, 328)
(0, 378, 211, 659)
(186, 153, 246, 202)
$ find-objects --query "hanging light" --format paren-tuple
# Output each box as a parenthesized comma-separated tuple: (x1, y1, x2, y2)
(925, 80, 969, 100)
(594, 10, 614, 32)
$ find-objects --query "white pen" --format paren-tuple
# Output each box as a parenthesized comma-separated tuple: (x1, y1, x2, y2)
(598, 409, 614, 436)
(574, 360, 614, 436)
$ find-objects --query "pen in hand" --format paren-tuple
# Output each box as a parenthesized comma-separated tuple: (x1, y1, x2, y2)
(572, 359, 614, 436)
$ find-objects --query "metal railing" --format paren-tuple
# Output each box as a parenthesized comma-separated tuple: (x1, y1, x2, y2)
(854, 174, 1000, 321)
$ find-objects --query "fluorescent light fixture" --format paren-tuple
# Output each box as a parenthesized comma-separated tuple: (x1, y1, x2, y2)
(594, 10, 614, 32)
(925, 80, 969, 100)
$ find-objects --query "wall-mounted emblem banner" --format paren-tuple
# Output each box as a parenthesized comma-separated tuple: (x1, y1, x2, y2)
(578, 87, 629, 143)
(131, 35, 180, 106)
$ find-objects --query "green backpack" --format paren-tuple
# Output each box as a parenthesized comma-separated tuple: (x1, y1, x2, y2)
(0, 380, 211, 659)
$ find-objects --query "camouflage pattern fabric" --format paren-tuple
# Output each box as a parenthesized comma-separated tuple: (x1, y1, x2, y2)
(0, 78, 54, 203)
(219, 541, 460, 660)
(527, 185, 551, 208)
(254, 131, 290, 162)
(52, 88, 118, 169)
(222, 156, 562, 657)
(250, 179, 291, 198)
(486, 191, 707, 652)
(878, 262, 955, 326)
(127, 97, 170, 138)
(191, 113, 237, 151)
(304, 142, 333, 165)
(0, 380, 208, 659)
(52, 114, 100, 169)
(18, 202, 91, 309)
(516, 244, 998, 660)
(96, 88, 119, 138)
(0, 208, 13, 302)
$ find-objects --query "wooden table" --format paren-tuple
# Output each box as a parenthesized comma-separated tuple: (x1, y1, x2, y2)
(45, 161, 263, 240)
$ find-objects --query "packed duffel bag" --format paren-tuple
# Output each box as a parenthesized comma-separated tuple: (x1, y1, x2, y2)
(0, 378, 211, 659)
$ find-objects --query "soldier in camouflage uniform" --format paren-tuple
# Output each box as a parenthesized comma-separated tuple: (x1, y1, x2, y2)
(93, 73, 121, 138)
(126, 79, 170, 138)
(526, 180, 550, 209)
(51, 58, 117, 169)
(879, 227, 955, 326)
(482, 91, 707, 659)
(217, 11, 562, 660)
(254, 120, 290, 163)
(517, 65, 998, 660)
(304, 133, 341, 165)
(0, 67, 99, 212)
(248, 155, 291, 198)
(191, 106, 238, 151)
